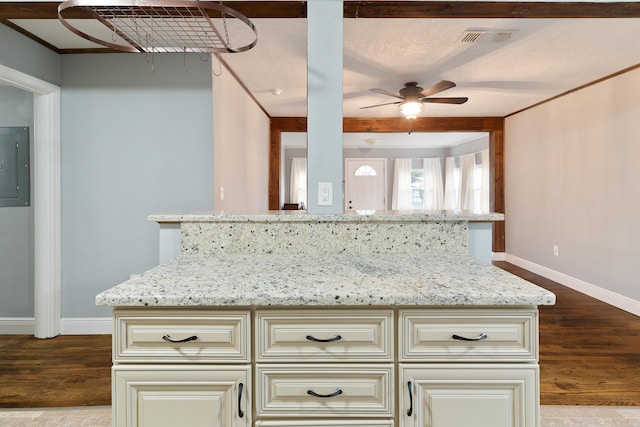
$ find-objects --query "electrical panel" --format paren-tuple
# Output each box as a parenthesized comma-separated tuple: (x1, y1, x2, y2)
(0, 127, 30, 207)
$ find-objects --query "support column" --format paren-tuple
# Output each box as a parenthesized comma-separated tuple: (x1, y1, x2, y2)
(306, 0, 343, 213)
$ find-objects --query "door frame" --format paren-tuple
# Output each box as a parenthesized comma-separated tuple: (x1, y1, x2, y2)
(268, 117, 505, 252)
(0, 64, 61, 338)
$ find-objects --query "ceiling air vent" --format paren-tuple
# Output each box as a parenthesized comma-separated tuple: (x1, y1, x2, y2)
(457, 29, 517, 44)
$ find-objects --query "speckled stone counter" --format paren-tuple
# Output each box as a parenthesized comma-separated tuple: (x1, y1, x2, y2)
(149, 210, 504, 257)
(96, 253, 555, 307)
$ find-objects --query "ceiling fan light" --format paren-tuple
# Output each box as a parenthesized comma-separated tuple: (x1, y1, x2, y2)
(399, 101, 423, 119)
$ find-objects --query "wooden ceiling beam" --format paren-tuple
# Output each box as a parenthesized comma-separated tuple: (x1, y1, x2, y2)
(2, 1, 640, 20)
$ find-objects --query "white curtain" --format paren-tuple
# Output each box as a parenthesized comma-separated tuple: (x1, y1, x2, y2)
(443, 157, 459, 210)
(422, 158, 444, 210)
(289, 157, 307, 208)
(392, 158, 412, 210)
(480, 149, 490, 212)
(460, 153, 476, 211)
(480, 150, 491, 212)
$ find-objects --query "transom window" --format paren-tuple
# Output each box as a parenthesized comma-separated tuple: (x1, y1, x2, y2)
(354, 165, 377, 176)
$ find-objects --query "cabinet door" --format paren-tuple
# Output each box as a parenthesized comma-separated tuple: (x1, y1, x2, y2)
(113, 365, 250, 427)
(400, 364, 539, 427)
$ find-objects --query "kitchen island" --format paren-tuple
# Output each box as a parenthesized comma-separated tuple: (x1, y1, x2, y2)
(97, 211, 555, 427)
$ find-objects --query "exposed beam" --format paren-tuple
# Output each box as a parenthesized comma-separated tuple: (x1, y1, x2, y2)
(2, 1, 640, 20)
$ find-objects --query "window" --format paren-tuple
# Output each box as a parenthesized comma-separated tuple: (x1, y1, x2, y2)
(410, 168, 424, 209)
(354, 165, 377, 176)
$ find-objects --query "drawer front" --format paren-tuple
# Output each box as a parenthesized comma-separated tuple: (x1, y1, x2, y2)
(256, 309, 393, 362)
(114, 309, 250, 363)
(256, 364, 394, 417)
(400, 309, 538, 362)
(256, 421, 394, 426)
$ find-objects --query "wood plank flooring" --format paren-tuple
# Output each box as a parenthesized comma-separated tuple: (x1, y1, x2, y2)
(495, 262, 640, 406)
(0, 262, 639, 408)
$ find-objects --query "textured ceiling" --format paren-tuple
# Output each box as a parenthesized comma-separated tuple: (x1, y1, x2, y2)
(223, 17, 640, 118)
(4, 4, 640, 122)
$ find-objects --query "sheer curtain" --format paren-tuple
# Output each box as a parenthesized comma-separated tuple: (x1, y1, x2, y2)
(443, 157, 459, 210)
(480, 149, 490, 212)
(289, 157, 307, 208)
(422, 158, 444, 210)
(392, 158, 412, 210)
(460, 153, 476, 210)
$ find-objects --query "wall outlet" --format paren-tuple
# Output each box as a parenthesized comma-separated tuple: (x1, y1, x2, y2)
(553, 245, 559, 257)
(318, 182, 333, 206)
(219, 186, 224, 201)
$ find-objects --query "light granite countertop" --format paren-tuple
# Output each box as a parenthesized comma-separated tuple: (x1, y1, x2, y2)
(148, 210, 505, 223)
(96, 253, 555, 307)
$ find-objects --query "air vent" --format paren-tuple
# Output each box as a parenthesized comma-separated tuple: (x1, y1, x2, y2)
(457, 29, 517, 44)
(459, 31, 484, 43)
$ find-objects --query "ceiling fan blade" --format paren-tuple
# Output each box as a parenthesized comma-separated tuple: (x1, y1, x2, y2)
(420, 80, 457, 97)
(421, 97, 469, 104)
(360, 101, 402, 109)
(370, 88, 404, 99)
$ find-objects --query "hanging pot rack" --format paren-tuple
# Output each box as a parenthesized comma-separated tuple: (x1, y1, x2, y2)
(58, 0, 258, 53)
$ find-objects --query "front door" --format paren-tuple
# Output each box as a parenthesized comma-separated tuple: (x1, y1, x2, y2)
(344, 158, 387, 211)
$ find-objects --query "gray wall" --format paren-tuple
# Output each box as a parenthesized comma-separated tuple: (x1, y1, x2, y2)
(505, 66, 640, 304)
(0, 24, 60, 85)
(61, 53, 214, 317)
(0, 86, 34, 317)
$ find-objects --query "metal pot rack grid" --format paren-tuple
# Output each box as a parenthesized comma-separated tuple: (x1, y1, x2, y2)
(58, 0, 258, 53)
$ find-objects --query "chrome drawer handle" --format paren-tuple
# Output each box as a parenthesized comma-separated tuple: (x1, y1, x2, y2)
(452, 332, 488, 342)
(306, 334, 342, 343)
(307, 389, 343, 398)
(162, 335, 198, 343)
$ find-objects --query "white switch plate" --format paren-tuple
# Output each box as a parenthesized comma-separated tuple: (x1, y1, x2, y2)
(318, 182, 332, 206)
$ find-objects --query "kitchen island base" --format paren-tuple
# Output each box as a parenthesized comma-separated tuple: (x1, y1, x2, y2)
(111, 306, 541, 427)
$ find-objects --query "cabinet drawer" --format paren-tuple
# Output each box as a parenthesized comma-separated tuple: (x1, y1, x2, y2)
(114, 309, 250, 363)
(256, 364, 394, 417)
(400, 309, 538, 362)
(256, 309, 393, 361)
(256, 421, 393, 426)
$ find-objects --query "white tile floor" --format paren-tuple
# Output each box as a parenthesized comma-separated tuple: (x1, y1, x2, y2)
(0, 406, 639, 426)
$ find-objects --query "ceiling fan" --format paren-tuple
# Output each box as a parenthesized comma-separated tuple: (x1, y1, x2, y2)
(361, 81, 469, 119)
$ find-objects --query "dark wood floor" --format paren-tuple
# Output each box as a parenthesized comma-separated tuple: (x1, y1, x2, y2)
(1, 262, 639, 408)
(496, 262, 640, 407)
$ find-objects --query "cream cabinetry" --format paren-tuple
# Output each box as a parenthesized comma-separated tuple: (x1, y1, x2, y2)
(398, 308, 539, 427)
(399, 364, 538, 427)
(255, 309, 394, 425)
(113, 365, 250, 427)
(111, 309, 251, 427)
(110, 307, 540, 427)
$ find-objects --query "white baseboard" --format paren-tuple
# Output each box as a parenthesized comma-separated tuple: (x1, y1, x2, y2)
(0, 318, 35, 335)
(60, 317, 112, 335)
(492, 251, 506, 261)
(505, 253, 640, 317)
(0, 317, 112, 335)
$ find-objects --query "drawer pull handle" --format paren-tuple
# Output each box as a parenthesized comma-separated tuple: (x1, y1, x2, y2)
(238, 382, 244, 418)
(307, 389, 343, 398)
(305, 334, 342, 343)
(452, 332, 488, 342)
(162, 335, 198, 343)
(407, 381, 413, 416)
